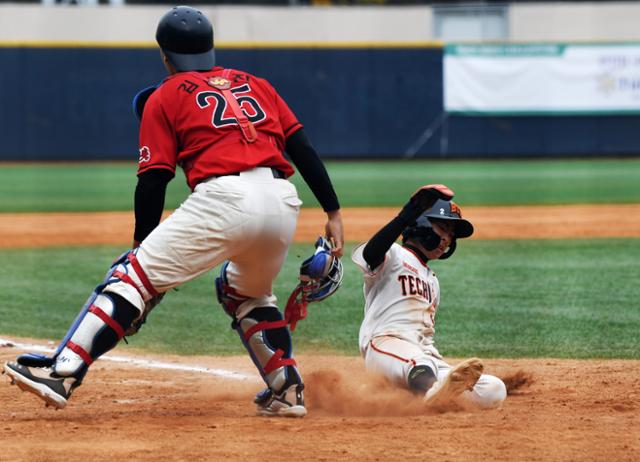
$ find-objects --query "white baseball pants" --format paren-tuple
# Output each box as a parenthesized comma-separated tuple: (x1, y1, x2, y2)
(106, 167, 302, 316)
(364, 335, 507, 409)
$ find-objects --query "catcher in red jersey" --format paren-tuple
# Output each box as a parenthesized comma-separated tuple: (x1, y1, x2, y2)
(4, 6, 343, 418)
(351, 185, 506, 409)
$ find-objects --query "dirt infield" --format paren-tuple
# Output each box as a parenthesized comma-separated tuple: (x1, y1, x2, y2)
(2, 204, 640, 248)
(1, 341, 638, 462)
(1, 206, 639, 461)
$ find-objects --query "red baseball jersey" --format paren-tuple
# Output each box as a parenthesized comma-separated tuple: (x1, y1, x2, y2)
(137, 67, 302, 190)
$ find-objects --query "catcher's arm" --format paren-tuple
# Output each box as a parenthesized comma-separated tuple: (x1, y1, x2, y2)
(362, 184, 453, 270)
(324, 210, 344, 257)
(133, 169, 173, 246)
(285, 129, 343, 256)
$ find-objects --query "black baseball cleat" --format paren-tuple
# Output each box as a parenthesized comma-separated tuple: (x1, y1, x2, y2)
(3, 361, 78, 409)
(256, 383, 306, 418)
(253, 387, 272, 405)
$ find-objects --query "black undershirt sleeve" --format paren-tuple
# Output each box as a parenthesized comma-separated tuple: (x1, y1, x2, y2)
(133, 169, 174, 243)
(362, 201, 423, 271)
(285, 128, 340, 212)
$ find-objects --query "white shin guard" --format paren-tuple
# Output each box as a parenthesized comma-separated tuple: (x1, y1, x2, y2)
(54, 292, 139, 377)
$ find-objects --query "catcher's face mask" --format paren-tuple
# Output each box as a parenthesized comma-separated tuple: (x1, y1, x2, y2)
(299, 237, 343, 302)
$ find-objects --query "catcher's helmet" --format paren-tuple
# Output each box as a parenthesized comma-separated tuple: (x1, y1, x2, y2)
(402, 199, 473, 260)
(299, 237, 343, 302)
(156, 6, 215, 72)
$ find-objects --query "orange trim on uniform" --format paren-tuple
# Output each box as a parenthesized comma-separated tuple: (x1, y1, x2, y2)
(450, 202, 462, 216)
(369, 338, 416, 367)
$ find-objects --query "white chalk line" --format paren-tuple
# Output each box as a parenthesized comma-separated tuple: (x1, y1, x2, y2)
(0, 338, 253, 381)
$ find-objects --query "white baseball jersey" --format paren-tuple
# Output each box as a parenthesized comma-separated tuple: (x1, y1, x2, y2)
(351, 242, 442, 357)
(352, 242, 508, 409)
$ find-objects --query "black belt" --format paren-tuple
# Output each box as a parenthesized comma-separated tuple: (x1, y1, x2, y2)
(218, 167, 286, 179)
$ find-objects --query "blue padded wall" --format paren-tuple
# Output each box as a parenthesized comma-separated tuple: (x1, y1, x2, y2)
(1, 46, 638, 160)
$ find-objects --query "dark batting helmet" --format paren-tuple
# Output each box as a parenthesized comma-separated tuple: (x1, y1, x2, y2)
(156, 6, 215, 72)
(402, 199, 474, 259)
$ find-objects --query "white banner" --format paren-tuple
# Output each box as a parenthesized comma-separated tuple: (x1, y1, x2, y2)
(444, 43, 640, 115)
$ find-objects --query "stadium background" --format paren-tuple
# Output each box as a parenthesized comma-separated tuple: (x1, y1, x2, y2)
(0, 2, 639, 461)
(2, 2, 640, 159)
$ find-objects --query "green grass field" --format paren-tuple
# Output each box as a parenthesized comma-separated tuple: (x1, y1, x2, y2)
(1, 158, 640, 212)
(0, 240, 638, 359)
(0, 159, 638, 359)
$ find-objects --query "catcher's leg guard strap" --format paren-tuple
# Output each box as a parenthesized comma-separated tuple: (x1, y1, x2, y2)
(54, 293, 139, 377)
(109, 251, 159, 308)
(215, 261, 250, 317)
(16, 250, 151, 369)
(235, 306, 301, 394)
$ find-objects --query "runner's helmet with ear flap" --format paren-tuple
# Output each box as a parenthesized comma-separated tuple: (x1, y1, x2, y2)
(299, 237, 343, 302)
(402, 199, 474, 260)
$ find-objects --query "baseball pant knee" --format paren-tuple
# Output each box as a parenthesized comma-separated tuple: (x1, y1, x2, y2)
(215, 261, 278, 319)
(99, 249, 162, 314)
(365, 336, 439, 389)
(407, 365, 437, 394)
(234, 306, 301, 394)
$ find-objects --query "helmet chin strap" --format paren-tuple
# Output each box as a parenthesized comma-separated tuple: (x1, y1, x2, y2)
(413, 232, 458, 260)
(405, 227, 458, 261)
(438, 240, 457, 260)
